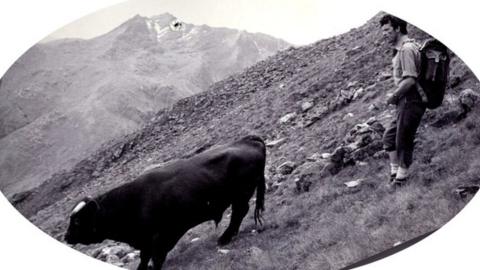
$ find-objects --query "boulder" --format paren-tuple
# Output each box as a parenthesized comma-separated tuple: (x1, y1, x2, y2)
(92, 244, 136, 267)
(294, 176, 312, 193)
(353, 87, 365, 100)
(369, 121, 386, 134)
(459, 88, 479, 112)
(430, 105, 465, 128)
(330, 146, 347, 164)
(351, 141, 383, 161)
(291, 160, 327, 192)
(277, 161, 297, 175)
(320, 162, 342, 176)
(336, 90, 354, 105)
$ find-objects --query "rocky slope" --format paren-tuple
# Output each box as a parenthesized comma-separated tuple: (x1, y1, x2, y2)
(10, 12, 480, 270)
(0, 13, 289, 195)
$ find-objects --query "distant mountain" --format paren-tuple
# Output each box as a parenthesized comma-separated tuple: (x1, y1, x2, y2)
(0, 13, 290, 194)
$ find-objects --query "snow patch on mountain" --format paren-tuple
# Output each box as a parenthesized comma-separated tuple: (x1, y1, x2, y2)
(145, 18, 175, 42)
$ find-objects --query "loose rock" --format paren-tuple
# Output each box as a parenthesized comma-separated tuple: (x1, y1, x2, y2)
(301, 101, 314, 112)
(266, 138, 286, 148)
(369, 104, 380, 111)
(279, 112, 297, 124)
(345, 179, 364, 188)
(306, 153, 323, 162)
(218, 249, 230, 255)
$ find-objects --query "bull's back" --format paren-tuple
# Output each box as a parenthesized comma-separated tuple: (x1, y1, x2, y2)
(228, 136, 266, 176)
(201, 135, 265, 166)
(147, 137, 264, 216)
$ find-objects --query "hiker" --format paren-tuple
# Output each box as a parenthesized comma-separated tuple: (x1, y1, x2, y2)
(379, 14, 425, 186)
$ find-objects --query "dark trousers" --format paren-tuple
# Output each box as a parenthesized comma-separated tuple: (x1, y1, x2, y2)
(383, 95, 426, 168)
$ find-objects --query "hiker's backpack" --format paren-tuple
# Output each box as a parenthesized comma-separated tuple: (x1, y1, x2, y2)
(417, 38, 450, 109)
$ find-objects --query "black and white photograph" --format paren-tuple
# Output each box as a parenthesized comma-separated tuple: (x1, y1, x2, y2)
(1, 0, 480, 269)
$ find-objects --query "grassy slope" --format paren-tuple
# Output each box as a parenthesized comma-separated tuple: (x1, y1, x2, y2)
(18, 13, 480, 270)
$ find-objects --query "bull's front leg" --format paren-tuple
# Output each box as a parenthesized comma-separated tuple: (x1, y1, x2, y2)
(151, 252, 167, 270)
(136, 248, 152, 270)
(151, 232, 183, 270)
(136, 248, 151, 270)
(218, 201, 249, 245)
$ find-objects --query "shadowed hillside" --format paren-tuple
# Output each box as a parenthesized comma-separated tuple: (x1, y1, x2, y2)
(10, 12, 480, 270)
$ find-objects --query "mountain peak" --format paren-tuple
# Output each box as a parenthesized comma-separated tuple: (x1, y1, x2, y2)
(147, 13, 179, 27)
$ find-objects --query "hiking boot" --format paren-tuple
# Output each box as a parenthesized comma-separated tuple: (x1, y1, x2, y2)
(387, 177, 407, 192)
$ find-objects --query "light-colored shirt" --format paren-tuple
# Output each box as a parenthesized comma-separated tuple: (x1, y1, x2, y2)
(392, 39, 421, 86)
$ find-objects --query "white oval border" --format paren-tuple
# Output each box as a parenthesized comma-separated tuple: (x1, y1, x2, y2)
(1, 1, 479, 270)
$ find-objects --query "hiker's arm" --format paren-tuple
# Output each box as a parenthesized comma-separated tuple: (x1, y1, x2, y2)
(387, 44, 419, 105)
(387, 77, 416, 104)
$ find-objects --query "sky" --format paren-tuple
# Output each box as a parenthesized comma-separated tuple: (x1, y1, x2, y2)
(41, 0, 379, 45)
(1, 0, 480, 270)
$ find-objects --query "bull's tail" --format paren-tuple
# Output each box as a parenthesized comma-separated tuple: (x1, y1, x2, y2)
(254, 175, 265, 226)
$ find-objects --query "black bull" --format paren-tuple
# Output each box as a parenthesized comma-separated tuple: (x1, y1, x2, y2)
(65, 135, 266, 270)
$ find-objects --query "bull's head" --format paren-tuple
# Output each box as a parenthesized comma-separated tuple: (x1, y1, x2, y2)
(64, 197, 103, 245)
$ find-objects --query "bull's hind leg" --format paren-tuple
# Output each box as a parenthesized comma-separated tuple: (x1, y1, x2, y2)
(218, 201, 249, 245)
